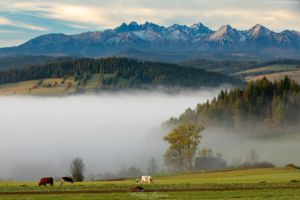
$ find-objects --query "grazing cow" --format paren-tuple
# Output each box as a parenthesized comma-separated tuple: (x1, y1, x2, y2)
(141, 176, 153, 184)
(38, 177, 54, 186)
(61, 177, 74, 185)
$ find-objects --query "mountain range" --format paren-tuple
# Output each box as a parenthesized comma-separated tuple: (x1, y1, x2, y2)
(1, 22, 300, 57)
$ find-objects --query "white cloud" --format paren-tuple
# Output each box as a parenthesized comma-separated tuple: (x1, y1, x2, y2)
(0, 30, 21, 33)
(0, 0, 299, 32)
(68, 24, 88, 29)
(0, 39, 27, 47)
(0, 16, 47, 31)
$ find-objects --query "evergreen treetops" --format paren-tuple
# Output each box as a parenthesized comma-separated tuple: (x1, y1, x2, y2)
(0, 57, 245, 88)
(164, 76, 300, 138)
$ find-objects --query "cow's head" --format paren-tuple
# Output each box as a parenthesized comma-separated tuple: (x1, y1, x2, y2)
(38, 183, 41, 186)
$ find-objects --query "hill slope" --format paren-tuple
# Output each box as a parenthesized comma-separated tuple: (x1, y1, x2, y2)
(0, 57, 245, 95)
(0, 55, 75, 70)
(109, 49, 278, 62)
(164, 76, 300, 138)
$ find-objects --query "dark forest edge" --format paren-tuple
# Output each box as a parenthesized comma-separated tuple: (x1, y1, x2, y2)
(0, 57, 246, 91)
(178, 59, 300, 78)
(0, 55, 76, 70)
(163, 75, 300, 138)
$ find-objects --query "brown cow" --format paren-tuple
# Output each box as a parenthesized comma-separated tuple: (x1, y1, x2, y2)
(61, 177, 74, 185)
(38, 177, 54, 186)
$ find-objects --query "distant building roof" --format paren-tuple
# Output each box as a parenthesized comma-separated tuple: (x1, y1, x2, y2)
(195, 157, 218, 171)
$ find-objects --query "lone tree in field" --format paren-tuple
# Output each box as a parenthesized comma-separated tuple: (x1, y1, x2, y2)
(147, 157, 160, 175)
(163, 122, 205, 172)
(246, 148, 259, 166)
(70, 157, 86, 182)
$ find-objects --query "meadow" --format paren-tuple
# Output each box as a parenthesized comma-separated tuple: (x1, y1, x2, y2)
(1, 189, 300, 200)
(246, 70, 300, 83)
(0, 168, 300, 199)
(0, 73, 139, 96)
(236, 64, 298, 74)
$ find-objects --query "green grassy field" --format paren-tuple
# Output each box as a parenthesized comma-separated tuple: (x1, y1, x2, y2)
(246, 70, 300, 83)
(0, 73, 153, 96)
(236, 64, 298, 74)
(1, 189, 300, 200)
(0, 168, 300, 199)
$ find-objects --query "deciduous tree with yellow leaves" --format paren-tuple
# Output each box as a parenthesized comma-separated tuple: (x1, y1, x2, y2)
(163, 122, 205, 172)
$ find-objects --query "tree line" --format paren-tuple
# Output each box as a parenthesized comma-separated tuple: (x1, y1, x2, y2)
(178, 59, 300, 75)
(0, 57, 245, 88)
(164, 76, 300, 138)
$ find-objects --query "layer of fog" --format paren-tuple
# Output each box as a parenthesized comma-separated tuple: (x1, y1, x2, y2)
(0, 89, 221, 181)
(1, 88, 299, 181)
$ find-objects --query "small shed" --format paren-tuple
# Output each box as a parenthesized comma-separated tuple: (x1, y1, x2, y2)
(194, 157, 218, 170)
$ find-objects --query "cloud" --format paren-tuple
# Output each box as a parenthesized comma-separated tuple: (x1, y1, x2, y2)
(68, 24, 88, 29)
(0, 39, 28, 47)
(0, 0, 299, 31)
(0, 30, 21, 33)
(0, 16, 47, 31)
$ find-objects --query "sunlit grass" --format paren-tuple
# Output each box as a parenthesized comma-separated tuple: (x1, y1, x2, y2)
(1, 168, 299, 193)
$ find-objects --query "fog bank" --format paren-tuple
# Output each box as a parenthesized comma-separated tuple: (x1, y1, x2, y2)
(1, 88, 299, 182)
(0, 89, 221, 181)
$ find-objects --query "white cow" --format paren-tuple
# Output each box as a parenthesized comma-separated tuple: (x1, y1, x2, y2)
(141, 176, 153, 184)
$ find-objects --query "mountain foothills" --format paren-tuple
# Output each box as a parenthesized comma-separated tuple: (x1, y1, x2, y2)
(0, 55, 75, 70)
(0, 57, 245, 95)
(178, 59, 300, 76)
(1, 22, 300, 56)
(110, 49, 280, 62)
(164, 76, 300, 138)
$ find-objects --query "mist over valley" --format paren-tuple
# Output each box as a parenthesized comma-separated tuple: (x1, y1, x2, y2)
(0, 90, 220, 181)
(1, 88, 299, 181)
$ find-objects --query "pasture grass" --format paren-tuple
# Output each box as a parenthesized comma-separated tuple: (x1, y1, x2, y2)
(0, 189, 300, 199)
(1, 168, 299, 193)
(246, 70, 300, 83)
(237, 64, 298, 74)
(116, 77, 129, 86)
(0, 73, 138, 96)
(84, 73, 101, 88)
(1, 168, 300, 199)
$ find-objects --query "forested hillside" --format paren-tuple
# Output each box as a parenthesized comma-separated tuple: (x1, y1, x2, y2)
(109, 49, 277, 62)
(0, 57, 245, 89)
(178, 59, 300, 77)
(0, 55, 74, 70)
(164, 76, 300, 138)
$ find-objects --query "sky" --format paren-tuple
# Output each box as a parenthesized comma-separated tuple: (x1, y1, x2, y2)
(0, 0, 299, 48)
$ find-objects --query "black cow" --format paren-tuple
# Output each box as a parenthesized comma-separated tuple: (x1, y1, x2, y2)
(61, 177, 74, 185)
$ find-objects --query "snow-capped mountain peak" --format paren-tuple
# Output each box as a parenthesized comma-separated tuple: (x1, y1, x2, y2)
(0, 22, 299, 55)
(250, 24, 270, 36)
(129, 21, 138, 26)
